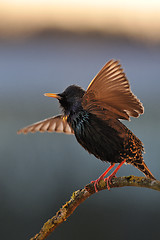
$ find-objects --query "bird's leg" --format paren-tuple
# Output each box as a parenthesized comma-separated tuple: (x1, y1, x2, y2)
(104, 160, 126, 190)
(91, 164, 115, 192)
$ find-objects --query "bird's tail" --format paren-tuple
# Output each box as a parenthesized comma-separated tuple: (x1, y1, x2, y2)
(131, 160, 156, 180)
(125, 127, 156, 180)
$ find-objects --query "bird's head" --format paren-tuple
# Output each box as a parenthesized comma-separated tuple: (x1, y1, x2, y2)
(44, 85, 85, 115)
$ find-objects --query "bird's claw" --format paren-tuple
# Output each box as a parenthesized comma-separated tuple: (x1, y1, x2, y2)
(104, 174, 116, 190)
(91, 177, 103, 193)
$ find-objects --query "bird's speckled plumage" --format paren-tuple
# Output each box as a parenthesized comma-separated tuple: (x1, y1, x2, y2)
(18, 60, 155, 187)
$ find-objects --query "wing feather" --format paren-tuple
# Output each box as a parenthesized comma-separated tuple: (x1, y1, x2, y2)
(82, 59, 144, 120)
(17, 115, 74, 135)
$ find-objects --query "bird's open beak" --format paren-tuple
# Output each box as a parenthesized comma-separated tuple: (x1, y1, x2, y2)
(44, 93, 61, 100)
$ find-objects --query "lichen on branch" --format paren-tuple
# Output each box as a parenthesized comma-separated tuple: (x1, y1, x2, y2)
(30, 176, 160, 240)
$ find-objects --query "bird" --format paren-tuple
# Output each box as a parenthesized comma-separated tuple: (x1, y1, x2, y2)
(17, 59, 156, 192)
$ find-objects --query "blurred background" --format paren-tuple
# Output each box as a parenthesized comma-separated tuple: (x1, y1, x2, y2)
(0, 0, 160, 239)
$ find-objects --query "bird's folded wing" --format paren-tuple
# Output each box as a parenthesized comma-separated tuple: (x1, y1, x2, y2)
(17, 115, 74, 135)
(82, 59, 144, 120)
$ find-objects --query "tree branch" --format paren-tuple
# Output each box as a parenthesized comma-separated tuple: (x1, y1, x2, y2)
(30, 176, 160, 240)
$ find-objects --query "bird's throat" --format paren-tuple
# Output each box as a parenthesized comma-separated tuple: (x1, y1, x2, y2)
(67, 110, 89, 132)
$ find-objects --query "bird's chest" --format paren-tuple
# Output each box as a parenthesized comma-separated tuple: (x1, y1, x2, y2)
(68, 112, 124, 163)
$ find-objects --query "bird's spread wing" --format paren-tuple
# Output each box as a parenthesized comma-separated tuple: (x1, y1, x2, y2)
(17, 115, 74, 135)
(82, 59, 144, 120)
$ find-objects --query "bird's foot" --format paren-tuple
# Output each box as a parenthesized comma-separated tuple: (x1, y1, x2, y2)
(104, 174, 116, 190)
(91, 176, 104, 193)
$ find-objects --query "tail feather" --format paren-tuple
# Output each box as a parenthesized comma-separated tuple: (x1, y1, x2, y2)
(125, 128, 155, 180)
(131, 160, 156, 180)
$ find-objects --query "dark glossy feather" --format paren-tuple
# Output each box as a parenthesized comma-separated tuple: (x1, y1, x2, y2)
(69, 110, 124, 163)
(68, 109, 155, 179)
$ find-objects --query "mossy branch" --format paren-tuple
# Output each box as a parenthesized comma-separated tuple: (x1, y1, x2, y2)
(30, 176, 160, 240)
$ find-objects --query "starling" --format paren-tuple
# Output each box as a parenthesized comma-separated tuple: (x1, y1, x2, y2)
(17, 60, 155, 191)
